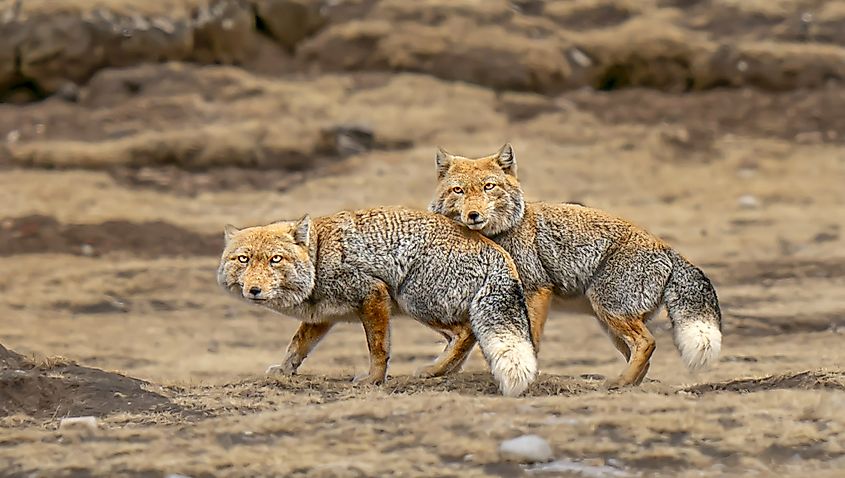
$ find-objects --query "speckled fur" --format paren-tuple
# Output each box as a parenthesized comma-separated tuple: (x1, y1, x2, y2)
(429, 145, 722, 387)
(217, 206, 537, 396)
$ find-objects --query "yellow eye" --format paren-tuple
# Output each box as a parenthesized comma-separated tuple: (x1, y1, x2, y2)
(484, 183, 496, 191)
(270, 255, 283, 264)
(237, 255, 249, 264)
(452, 186, 464, 194)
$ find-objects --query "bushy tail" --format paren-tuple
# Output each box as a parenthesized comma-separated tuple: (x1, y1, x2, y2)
(664, 251, 723, 371)
(469, 279, 538, 397)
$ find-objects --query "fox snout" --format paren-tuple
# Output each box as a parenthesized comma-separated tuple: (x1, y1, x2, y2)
(242, 283, 268, 301)
(462, 209, 488, 230)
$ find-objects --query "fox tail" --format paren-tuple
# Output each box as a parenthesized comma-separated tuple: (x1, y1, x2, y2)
(663, 251, 723, 371)
(469, 279, 538, 397)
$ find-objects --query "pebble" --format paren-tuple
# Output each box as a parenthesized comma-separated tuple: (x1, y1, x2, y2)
(59, 416, 98, 434)
(737, 194, 760, 209)
(499, 434, 554, 463)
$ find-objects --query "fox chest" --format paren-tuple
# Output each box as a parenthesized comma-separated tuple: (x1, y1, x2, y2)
(280, 300, 358, 324)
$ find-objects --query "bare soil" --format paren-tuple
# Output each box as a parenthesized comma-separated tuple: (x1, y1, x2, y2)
(1, 1, 845, 477)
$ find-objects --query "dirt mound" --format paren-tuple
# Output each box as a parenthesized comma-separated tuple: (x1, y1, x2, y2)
(0, 344, 176, 419)
(0, 215, 221, 257)
(4, 60, 843, 178)
(568, 85, 845, 144)
(684, 370, 845, 395)
(221, 372, 601, 406)
(0, 64, 413, 171)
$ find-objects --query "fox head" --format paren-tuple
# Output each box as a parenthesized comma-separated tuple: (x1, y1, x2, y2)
(428, 143, 525, 236)
(217, 216, 316, 309)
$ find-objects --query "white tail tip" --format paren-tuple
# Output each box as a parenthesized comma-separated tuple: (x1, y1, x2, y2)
(485, 337, 538, 397)
(674, 320, 722, 371)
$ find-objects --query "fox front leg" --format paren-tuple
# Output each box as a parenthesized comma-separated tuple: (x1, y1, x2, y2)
(353, 284, 391, 386)
(266, 321, 334, 375)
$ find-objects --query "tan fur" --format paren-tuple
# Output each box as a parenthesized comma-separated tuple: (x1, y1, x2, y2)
(526, 287, 554, 353)
(356, 284, 391, 385)
(414, 323, 477, 378)
(430, 145, 723, 388)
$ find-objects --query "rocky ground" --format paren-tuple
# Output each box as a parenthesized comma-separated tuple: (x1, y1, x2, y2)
(1, 1, 845, 477)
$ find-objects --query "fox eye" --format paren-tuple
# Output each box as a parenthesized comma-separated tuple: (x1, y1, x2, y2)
(237, 255, 249, 264)
(484, 183, 496, 191)
(270, 255, 283, 264)
(452, 186, 464, 194)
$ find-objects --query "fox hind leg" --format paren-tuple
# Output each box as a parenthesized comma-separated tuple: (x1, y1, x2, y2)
(598, 321, 631, 362)
(594, 308, 655, 389)
(267, 321, 334, 375)
(415, 322, 477, 378)
(526, 287, 553, 354)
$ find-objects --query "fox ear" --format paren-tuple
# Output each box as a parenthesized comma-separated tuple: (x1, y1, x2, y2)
(435, 147, 455, 179)
(495, 143, 517, 177)
(224, 224, 240, 243)
(292, 215, 311, 246)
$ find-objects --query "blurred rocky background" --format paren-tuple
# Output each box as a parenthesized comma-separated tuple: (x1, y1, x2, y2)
(2, 0, 844, 178)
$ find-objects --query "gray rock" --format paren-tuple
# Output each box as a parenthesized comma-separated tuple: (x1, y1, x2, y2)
(737, 194, 760, 209)
(253, 0, 326, 50)
(59, 416, 98, 434)
(499, 434, 554, 464)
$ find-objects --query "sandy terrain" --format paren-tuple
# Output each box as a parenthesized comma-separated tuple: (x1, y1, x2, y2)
(2, 1, 845, 477)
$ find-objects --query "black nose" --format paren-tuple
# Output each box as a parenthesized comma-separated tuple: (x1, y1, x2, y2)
(249, 286, 262, 296)
(468, 211, 481, 221)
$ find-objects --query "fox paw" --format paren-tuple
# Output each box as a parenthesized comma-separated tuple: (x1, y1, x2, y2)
(265, 363, 296, 375)
(602, 376, 634, 390)
(413, 366, 438, 378)
(414, 365, 450, 378)
(352, 373, 385, 386)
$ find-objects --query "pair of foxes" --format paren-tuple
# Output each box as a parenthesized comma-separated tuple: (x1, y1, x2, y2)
(218, 145, 722, 396)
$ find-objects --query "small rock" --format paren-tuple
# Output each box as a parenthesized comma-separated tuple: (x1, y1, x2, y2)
(736, 168, 756, 179)
(499, 434, 554, 464)
(568, 47, 592, 68)
(253, 0, 327, 49)
(59, 416, 98, 434)
(319, 124, 375, 156)
(55, 82, 80, 102)
(737, 194, 760, 209)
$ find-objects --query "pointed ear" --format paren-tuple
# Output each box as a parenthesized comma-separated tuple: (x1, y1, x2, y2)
(435, 147, 455, 179)
(292, 215, 312, 246)
(224, 224, 240, 243)
(495, 143, 517, 177)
